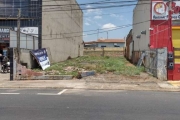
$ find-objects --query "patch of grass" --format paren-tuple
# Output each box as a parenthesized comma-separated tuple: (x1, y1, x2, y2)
(34, 56, 144, 77)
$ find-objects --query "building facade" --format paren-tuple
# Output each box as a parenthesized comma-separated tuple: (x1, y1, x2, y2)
(125, 29, 133, 61)
(0, 0, 41, 55)
(0, 0, 83, 62)
(84, 39, 125, 48)
(41, 0, 83, 62)
(132, 0, 180, 80)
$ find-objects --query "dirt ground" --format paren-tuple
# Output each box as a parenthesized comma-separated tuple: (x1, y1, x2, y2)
(81, 72, 161, 83)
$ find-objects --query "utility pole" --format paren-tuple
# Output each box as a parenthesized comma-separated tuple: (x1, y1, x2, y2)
(17, 9, 21, 64)
(97, 29, 99, 40)
(107, 31, 108, 39)
(167, 0, 173, 80)
(168, 0, 173, 52)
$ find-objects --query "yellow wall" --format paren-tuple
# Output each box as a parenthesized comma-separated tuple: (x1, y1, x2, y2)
(172, 27, 180, 63)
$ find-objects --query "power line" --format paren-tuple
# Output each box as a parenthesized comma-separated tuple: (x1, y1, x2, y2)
(0, 1, 152, 38)
(0, 1, 149, 13)
(43, 20, 150, 40)
(7, 19, 150, 39)
(0, 0, 139, 8)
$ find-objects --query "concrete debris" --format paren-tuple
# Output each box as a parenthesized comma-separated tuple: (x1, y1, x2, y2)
(17, 64, 43, 79)
(64, 66, 75, 72)
(81, 71, 96, 77)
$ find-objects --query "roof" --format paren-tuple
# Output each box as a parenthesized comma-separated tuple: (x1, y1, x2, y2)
(96, 39, 125, 43)
(84, 41, 96, 44)
(84, 39, 125, 44)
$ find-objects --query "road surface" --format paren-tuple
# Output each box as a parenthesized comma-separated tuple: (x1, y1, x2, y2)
(0, 89, 180, 120)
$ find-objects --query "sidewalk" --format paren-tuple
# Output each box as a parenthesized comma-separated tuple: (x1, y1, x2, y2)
(0, 73, 180, 91)
(0, 73, 10, 81)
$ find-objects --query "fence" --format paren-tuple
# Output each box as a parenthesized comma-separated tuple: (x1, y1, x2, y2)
(84, 47, 124, 57)
(143, 48, 167, 80)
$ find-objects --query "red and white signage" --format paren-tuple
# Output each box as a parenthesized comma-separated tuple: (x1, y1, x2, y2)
(152, 1, 180, 20)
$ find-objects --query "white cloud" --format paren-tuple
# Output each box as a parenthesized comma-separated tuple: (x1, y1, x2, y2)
(86, 5, 92, 8)
(85, 18, 92, 22)
(84, 17, 93, 25)
(110, 14, 119, 17)
(85, 5, 102, 15)
(102, 23, 117, 30)
(94, 16, 102, 19)
(87, 9, 102, 15)
(94, 9, 102, 15)
(110, 14, 124, 20)
(85, 22, 90, 26)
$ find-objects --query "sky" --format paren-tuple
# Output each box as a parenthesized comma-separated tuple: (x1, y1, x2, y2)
(76, 0, 136, 42)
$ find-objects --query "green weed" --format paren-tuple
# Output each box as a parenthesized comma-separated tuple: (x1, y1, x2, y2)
(34, 56, 144, 77)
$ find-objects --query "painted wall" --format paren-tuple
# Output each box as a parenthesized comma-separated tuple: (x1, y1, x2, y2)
(150, 0, 180, 49)
(97, 43, 125, 48)
(150, 20, 169, 49)
(150, 0, 169, 49)
(20, 49, 35, 69)
(132, 0, 151, 51)
(41, 0, 83, 63)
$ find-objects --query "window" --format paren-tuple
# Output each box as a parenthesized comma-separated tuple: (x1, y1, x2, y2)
(0, 0, 40, 17)
(101, 45, 106, 48)
(114, 45, 120, 47)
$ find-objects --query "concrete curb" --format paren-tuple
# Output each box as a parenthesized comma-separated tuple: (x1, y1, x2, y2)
(19, 75, 73, 80)
(0, 82, 179, 92)
(0, 86, 179, 92)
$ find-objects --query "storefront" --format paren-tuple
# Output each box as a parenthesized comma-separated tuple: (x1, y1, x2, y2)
(0, 27, 10, 56)
(133, 0, 180, 80)
(0, 0, 42, 50)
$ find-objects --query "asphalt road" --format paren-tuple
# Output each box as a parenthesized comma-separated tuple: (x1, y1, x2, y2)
(0, 89, 180, 120)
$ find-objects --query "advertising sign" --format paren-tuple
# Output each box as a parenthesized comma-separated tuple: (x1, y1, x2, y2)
(14, 27, 38, 37)
(30, 48, 50, 70)
(152, 1, 180, 20)
(0, 28, 10, 41)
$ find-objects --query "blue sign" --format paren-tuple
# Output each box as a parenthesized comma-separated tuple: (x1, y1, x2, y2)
(30, 48, 50, 70)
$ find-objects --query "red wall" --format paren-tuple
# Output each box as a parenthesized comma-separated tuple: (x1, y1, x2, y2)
(150, 0, 170, 49)
(150, 20, 169, 49)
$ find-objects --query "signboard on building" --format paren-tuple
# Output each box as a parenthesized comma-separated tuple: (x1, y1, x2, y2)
(0, 28, 10, 42)
(14, 27, 38, 37)
(30, 48, 50, 70)
(152, 1, 180, 20)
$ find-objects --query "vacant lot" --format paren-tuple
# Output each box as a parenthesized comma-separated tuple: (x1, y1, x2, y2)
(35, 56, 144, 78)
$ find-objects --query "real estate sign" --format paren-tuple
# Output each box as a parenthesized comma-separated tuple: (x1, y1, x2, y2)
(152, 1, 180, 20)
(30, 48, 50, 70)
